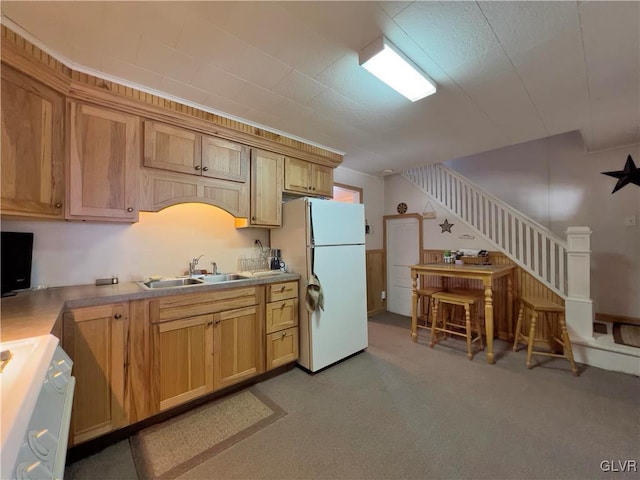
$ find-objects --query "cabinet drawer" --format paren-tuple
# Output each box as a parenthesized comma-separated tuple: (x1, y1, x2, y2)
(266, 298, 298, 334)
(266, 327, 298, 370)
(153, 287, 259, 322)
(268, 282, 297, 302)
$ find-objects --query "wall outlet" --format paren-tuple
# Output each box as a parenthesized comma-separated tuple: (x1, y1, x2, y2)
(624, 215, 636, 226)
(381, 290, 386, 300)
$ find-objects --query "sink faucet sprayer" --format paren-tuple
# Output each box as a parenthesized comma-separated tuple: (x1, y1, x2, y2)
(189, 255, 204, 276)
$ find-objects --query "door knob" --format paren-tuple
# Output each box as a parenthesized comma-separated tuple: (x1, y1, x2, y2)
(114, 313, 122, 319)
(127, 207, 133, 212)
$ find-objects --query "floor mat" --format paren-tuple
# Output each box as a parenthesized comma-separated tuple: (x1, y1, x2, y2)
(131, 388, 285, 479)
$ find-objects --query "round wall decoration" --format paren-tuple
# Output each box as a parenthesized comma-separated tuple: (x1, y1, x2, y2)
(396, 202, 408, 214)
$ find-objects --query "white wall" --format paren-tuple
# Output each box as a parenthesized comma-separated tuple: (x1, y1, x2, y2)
(442, 131, 640, 318)
(384, 174, 494, 252)
(2, 204, 269, 287)
(334, 166, 385, 250)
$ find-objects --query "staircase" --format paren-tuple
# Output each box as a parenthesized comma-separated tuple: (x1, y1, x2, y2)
(403, 163, 567, 297)
(402, 163, 639, 376)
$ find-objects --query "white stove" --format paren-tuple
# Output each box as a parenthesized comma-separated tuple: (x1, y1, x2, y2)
(0, 335, 75, 480)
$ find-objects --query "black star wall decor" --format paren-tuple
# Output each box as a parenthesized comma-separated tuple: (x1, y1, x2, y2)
(601, 154, 640, 194)
(439, 218, 454, 233)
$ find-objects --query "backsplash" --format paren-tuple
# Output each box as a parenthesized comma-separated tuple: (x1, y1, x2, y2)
(1, 203, 268, 288)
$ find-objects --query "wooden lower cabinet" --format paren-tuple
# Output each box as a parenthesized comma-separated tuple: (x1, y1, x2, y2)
(151, 314, 214, 411)
(266, 327, 299, 370)
(148, 287, 264, 414)
(265, 281, 299, 370)
(63, 303, 128, 446)
(214, 305, 264, 389)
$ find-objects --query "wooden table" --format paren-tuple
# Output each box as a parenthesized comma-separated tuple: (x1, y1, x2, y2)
(410, 263, 516, 364)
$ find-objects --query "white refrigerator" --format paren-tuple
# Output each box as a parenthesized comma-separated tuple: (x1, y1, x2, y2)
(271, 197, 368, 372)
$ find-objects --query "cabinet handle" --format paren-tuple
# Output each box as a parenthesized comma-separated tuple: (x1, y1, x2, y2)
(127, 207, 133, 212)
(215, 320, 221, 325)
(282, 331, 287, 338)
(251, 216, 256, 221)
(280, 286, 286, 292)
(202, 166, 209, 172)
(54, 202, 62, 208)
(195, 165, 201, 171)
(281, 303, 286, 309)
(114, 313, 122, 320)
(206, 321, 213, 326)
(312, 187, 316, 191)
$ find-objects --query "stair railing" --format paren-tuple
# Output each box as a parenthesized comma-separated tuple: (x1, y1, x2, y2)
(402, 164, 569, 298)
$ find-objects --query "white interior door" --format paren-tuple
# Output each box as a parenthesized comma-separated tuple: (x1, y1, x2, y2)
(386, 217, 420, 317)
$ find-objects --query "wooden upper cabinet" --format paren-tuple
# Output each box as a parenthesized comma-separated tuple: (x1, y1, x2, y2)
(67, 102, 140, 222)
(201, 135, 248, 183)
(1, 65, 65, 218)
(144, 121, 248, 183)
(249, 149, 283, 227)
(143, 121, 200, 175)
(283, 157, 333, 197)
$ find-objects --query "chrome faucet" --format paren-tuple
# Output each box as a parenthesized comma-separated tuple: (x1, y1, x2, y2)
(211, 262, 218, 275)
(188, 255, 204, 277)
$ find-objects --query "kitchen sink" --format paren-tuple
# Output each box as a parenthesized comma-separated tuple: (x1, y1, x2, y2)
(140, 277, 205, 289)
(200, 273, 250, 283)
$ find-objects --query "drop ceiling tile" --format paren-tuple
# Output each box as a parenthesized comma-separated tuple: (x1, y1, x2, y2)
(104, 2, 185, 49)
(271, 98, 316, 123)
(191, 64, 246, 101)
(231, 81, 285, 113)
(446, 49, 547, 141)
(158, 77, 210, 106)
(307, 89, 372, 127)
(101, 56, 163, 89)
(175, 18, 250, 70)
(224, 45, 292, 90)
(379, 1, 413, 18)
(479, 1, 580, 59)
(314, 52, 406, 111)
(281, 2, 389, 51)
(135, 38, 201, 85)
(393, 1, 499, 71)
(271, 71, 328, 105)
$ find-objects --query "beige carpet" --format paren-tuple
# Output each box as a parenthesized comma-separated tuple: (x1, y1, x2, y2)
(131, 388, 285, 479)
(613, 323, 640, 348)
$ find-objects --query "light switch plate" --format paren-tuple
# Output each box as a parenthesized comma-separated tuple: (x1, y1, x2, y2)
(624, 215, 637, 226)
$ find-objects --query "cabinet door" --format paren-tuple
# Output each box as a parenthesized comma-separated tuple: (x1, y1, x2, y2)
(143, 121, 201, 175)
(266, 327, 299, 370)
(311, 164, 333, 197)
(201, 135, 248, 183)
(151, 314, 214, 412)
(63, 303, 128, 446)
(214, 306, 264, 389)
(67, 103, 139, 221)
(266, 298, 298, 334)
(250, 149, 282, 226)
(283, 157, 310, 194)
(1, 66, 64, 218)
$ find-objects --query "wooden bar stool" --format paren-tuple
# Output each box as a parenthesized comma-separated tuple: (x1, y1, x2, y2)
(513, 296, 578, 376)
(416, 286, 444, 334)
(430, 291, 484, 359)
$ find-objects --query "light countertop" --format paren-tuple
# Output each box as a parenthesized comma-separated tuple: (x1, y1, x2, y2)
(0, 273, 300, 343)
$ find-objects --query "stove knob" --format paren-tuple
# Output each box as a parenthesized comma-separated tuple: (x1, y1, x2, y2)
(16, 460, 53, 480)
(46, 367, 68, 394)
(28, 429, 57, 461)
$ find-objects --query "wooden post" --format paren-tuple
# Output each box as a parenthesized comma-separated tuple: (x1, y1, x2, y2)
(565, 226, 593, 341)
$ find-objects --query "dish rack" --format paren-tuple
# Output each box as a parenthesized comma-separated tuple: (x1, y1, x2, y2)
(237, 255, 269, 274)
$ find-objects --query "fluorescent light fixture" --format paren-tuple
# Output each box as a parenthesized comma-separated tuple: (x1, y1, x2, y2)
(359, 36, 436, 102)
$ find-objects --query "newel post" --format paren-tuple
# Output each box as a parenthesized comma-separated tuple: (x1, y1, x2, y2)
(565, 226, 594, 341)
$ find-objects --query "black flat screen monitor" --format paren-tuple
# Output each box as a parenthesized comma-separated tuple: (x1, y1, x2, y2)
(1, 232, 34, 297)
